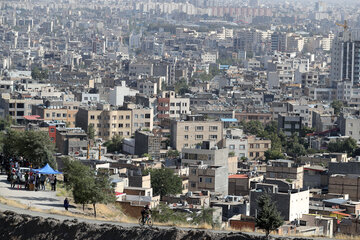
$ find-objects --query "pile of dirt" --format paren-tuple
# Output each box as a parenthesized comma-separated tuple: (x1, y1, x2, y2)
(0, 210, 310, 240)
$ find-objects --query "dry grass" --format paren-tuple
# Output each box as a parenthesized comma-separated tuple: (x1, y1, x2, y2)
(334, 234, 360, 240)
(0, 196, 30, 209)
(55, 182, 72, 198)
(223, 226, 255, 233)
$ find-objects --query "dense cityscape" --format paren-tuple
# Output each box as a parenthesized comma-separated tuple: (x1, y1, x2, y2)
(1, 0, 360, 238)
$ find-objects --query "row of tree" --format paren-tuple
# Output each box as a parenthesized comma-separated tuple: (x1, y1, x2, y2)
(240, 120, 359, 161)
(2, 129, 56, 168)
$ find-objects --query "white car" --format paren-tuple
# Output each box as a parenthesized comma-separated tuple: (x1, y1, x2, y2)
(17, 167, 30, 182)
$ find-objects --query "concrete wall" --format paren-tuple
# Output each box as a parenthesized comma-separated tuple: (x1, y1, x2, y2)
(329, 162, 360, 175)
(250, 189, 309, 221)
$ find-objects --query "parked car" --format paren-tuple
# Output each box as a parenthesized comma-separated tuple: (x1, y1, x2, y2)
(18, 167, 30, 182)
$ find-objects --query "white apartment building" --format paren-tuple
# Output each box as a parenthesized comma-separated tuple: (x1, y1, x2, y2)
(109, 81, 139, 106)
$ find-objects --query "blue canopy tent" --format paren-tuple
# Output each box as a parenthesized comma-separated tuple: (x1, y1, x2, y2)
(32, 163, 62, 174)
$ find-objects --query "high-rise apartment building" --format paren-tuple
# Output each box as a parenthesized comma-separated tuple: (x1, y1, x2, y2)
(331, 30, 360, 86)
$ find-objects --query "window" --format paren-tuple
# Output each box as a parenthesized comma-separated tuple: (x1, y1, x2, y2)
(126, 124, 130, 128)
(90, 115, 95, 120)
(184, 135, 189, 139)
(134, 123, 138, 127)
(239, 145, 245, 150)
(126, 115, 130, 120)
(97, 115, 101, 120)
(205, 178, 212, 183)
(119, 115, 124, 120)
(63, 114, 67, 117)
(256, 152, 260, 157)
(57, 113, 61, 117)
(140, 114, 144, 118)
(134, 114, 138, 119)
(184, 126, 189, 131)
(199, 177, 202, 182)
(112, 116, 116, 120)
(46, 113, 50, 118)
(256, 144, 260, 148)
(145, 114, 151, 118)
(209, 126, 218, 131)
(264, 143, 269, 148)
(119, 124, 123, 128)
(190, 182, 196, 188)
(196, 135, 203, 140)
(112, 124, 116, 128)
(50, 128, 55, 133)
(250, 144, 254, 149)
(229, 145, 235, 150)
(97, 124, 101, 127)
(210, 135, 217, 140)
(196, 126, 204, 131)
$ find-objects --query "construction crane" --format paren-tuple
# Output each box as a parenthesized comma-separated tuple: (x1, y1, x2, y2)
(336, 20, 349, 31)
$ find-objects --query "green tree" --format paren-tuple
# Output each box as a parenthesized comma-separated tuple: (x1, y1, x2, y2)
(191, 207, 215, 226)
(89, 171, 116, 217)
(240, 120, 264, 136)
(63, 158, 115, 217)
(288, 142, 307, 158)
(87, 124, 95, 140)
(256, 194, 284, 238)
(63, 157, 93, 211)
(327, 137, 357, 155)
(142, 153, 153, 160)
(143, 168, 182, 197)
(2, 129, 22, 158)
(103, 134, 123, 153)
(0, 116, 14, 131)
(3, 130, 56, 167)
(264, 121, 278, 133)
(31, 67, 48, 80)
(174, 80, 190, 95)
(331, 100, 345, 116)
(264, 149, 285, 161)
(152, 203, 187, 223)
(20, 131, 56, 167)
(166, 150, 180, 158)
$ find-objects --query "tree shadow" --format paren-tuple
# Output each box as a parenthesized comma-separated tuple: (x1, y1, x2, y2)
(11, 196, 60, 202)
(36, 203, 76, 209)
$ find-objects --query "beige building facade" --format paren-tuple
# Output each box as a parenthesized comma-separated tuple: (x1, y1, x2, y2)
(170, 118, 223, 151)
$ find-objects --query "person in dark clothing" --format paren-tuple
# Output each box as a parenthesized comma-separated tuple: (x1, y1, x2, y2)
(64, 198, 69, 211)
(141, 205, 151, 224)
(52, 176, 57, 191)
(35, 174, 40, 191)
(24, 172, 29, 190)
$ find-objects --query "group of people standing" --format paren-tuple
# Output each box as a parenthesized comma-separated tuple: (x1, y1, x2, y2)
(10, 170, 57, 191)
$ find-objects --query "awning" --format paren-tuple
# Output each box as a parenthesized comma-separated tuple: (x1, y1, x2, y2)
(32, 163, 62, 174)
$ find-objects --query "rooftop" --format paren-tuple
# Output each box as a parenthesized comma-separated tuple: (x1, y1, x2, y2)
(229, 174, 248, 179)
